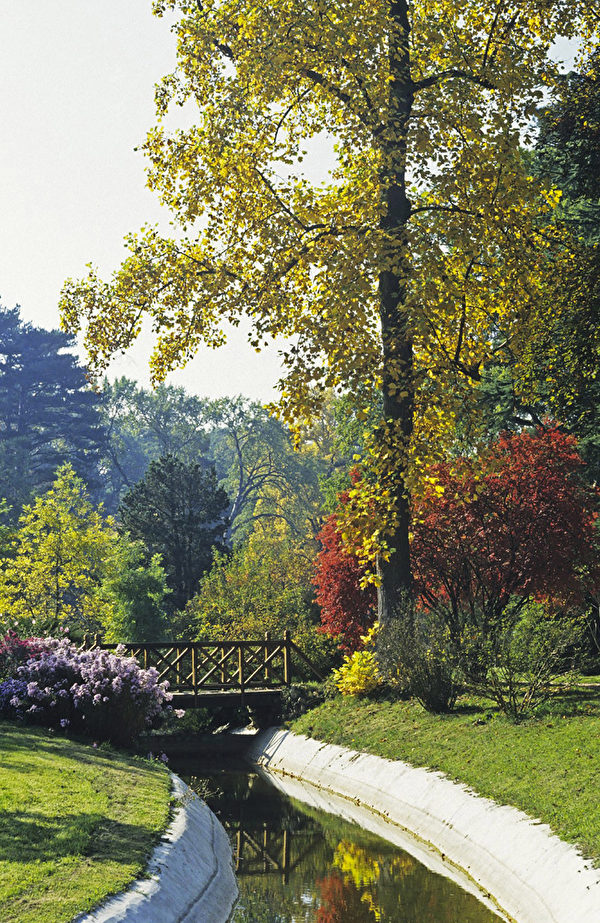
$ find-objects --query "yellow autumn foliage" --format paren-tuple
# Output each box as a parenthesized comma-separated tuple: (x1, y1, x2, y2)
(333, 623, 382, 695)
(59, 0, 599, 570)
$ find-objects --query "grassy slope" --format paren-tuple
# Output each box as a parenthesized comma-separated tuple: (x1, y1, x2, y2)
(0, 721, 171, 923)
(292, 692, 600, 863)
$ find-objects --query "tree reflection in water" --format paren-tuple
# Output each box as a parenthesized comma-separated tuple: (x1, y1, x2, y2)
(180, 763, 502, 923)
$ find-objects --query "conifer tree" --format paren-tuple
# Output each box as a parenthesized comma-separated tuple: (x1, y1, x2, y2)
(0, 305, 105, 511)
(118, 454, 229, 610)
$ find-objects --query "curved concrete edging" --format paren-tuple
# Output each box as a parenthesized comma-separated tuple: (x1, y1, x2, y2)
(248, 728, 600, 923)
(75, 773, 238, 923)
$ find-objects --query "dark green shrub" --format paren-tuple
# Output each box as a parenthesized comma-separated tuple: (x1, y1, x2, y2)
(462, 602, 584, 721)
(281, 683, 324, 721)
(377, 597, 459, 713)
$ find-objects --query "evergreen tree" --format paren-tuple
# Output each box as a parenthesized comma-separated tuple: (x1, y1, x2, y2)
(118, 454, 229, 611)
(455, 52, 600, 471)
(535, 49, 600, 242)
(0, 305, 106, 511)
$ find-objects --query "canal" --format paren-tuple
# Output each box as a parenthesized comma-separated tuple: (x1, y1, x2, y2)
(174, 757, 505, 923)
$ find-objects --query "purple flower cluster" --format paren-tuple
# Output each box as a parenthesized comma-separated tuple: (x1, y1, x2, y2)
(0, 637, 175, 745)
(0, 678, 29, 715)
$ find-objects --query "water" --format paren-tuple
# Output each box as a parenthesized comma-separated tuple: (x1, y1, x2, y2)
(175, 759, 504, 923)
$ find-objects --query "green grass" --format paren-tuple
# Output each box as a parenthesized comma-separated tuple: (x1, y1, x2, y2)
(292, 691, 600, 863)
(0, 721, 171, 923)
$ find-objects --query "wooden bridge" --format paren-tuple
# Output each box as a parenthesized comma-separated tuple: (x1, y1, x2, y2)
(98, 631, 323, 708)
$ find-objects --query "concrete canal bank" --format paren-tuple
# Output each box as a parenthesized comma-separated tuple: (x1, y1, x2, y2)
(75, 773, 237, 923)
(248, 728, 600, 923)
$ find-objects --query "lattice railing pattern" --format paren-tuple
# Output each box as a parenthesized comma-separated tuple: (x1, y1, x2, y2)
(97, 631, 322, 694)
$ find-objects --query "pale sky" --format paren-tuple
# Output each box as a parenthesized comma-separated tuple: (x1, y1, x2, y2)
(0, 4, 578, 402)
(0, 0, 285, 401)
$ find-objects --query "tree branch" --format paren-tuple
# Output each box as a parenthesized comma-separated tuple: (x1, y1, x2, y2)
(299, 67, 378, 132)
(482, 0, 506, 70)
(413, 69, 495, 93)
(411, 203, 482, 218)
(196, 0, 235, 60)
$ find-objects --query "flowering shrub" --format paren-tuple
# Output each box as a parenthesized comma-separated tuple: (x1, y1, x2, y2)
(333, 625, 382, 696)
(0, 637, 176, 745)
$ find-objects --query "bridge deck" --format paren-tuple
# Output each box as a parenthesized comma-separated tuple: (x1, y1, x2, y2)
(169, 688, 283, 708)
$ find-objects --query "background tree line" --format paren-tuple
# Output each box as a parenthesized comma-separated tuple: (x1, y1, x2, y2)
(0, 304, 358, 657)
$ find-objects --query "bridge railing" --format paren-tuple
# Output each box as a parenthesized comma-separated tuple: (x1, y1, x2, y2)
(95, 630, 323, 695)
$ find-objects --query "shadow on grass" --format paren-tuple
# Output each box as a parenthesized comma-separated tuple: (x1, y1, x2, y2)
(0, 724, 156, 774)
(0, 810, 155, 864)
(533, 690, 600, 720)
(449, 702, 488, 716)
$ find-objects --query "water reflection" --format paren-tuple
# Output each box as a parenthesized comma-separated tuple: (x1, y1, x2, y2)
(178, 762, 502, 923)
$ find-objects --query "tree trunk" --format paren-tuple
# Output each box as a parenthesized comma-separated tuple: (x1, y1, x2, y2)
(376, 0, 414, 625)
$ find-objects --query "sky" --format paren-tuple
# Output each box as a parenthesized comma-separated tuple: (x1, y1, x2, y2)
(0, 0, 285, 402)
(0, 4, 579, 403)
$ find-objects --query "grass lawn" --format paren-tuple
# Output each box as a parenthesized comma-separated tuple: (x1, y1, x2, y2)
(292, 690, 600, 863)
(0, 721, 171, 923)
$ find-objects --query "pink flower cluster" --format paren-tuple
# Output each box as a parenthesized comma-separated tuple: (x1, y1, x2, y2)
(0, 630, 49, 679)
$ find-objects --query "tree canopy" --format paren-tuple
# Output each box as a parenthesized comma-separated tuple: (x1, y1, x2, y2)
(118, 453, 229, 611)
(317, 430, 600, 655)
(60, 1, 599, 620)
(0, 465, 118, 635)
(99, 377, 211, 510)
(412, 429, 600, 638)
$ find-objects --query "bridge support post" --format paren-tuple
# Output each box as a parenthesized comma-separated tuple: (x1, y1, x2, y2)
(238, 645, 244, 694)
(264, 631, 270, 684)
(191, 646, 197, 703)
(283, 630, 291, 686)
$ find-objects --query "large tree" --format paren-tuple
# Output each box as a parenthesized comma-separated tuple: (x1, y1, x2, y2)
(205, 395, 333, 544)
(535, 47, 600, 242)
(518, 50, 600, 478)
(61, 1, 597, 622)
(467, 50, 600, 473)
(118, 454, 229, 610)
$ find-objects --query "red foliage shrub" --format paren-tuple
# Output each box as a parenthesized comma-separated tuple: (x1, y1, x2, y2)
(316, 872, 376, 923)
(315, 430, 599, 646)
(314, 515, 376, 652)
(412, 429, 599, 629)
(0, 631, 49, 680)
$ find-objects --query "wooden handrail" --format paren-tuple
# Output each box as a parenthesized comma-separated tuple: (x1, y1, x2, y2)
(94, 637, 323, 694)
(288, 639, 324, 681)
